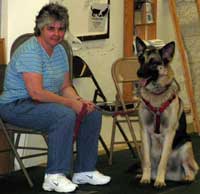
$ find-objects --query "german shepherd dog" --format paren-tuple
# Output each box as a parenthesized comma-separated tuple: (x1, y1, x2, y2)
(135, 36, 199, 187)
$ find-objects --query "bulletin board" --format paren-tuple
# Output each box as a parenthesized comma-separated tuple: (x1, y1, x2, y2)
(54, 0, 110, 41)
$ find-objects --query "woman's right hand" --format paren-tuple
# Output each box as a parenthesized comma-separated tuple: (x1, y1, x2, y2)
(70, 99, 85, 114)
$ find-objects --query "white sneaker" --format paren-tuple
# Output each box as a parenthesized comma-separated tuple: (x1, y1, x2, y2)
(72, 170, 111, 185)
(42, 173, 78, 193)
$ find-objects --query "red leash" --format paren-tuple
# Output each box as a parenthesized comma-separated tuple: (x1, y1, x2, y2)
(73, 102, 139, 142)
(73, 103, 88, 142)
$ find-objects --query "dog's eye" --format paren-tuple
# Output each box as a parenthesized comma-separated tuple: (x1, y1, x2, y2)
(157, 66, 164, 71)
(149, 62, 157, 69)
(150, 64, 157, 70)
(149, 60, 162, 69)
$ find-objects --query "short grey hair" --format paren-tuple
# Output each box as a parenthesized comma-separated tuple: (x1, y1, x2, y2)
(34, 3, 69, 36)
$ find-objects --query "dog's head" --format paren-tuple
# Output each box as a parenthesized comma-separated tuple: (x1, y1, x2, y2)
(135, 37, 175, 88)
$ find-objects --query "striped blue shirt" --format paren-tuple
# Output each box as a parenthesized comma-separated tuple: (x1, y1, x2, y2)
(0, 36, 68, 103)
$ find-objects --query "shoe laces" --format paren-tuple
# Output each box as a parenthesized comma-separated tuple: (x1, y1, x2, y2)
(47, 174, 72, 184)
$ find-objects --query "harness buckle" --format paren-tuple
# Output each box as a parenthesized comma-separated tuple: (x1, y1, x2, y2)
(156, 109, 160, 115)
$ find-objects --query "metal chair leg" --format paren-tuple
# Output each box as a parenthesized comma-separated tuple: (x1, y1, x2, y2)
(109, 117, 117, 165)
(99, 135, 110, 157)
(0, 120, 34, 187)
(116, 121, 138, 158)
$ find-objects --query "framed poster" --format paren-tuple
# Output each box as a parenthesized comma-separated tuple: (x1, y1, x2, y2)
(55, 0, 110, 41)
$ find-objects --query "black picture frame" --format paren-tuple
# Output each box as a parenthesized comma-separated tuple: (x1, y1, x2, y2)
(78, 0, 110, 41)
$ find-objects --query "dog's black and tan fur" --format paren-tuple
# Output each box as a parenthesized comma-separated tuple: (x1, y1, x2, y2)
(135, 37, 199, 187)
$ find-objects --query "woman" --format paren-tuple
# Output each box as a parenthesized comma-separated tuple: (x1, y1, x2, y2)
(0, 3, 110, 193)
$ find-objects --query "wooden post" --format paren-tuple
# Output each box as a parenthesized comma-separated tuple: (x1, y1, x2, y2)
(0, 38, 6, 64)
(169, 0, 200, 133)
(196, 0, 200, 13)
(123, 0, 134, 101)
(124, 0, 133, 57)
(123, 0, 157, 101)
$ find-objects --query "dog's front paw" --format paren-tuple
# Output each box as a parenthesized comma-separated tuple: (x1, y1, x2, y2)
(184, 174, 195, 182)
(154, 178, 166, 187)
(140, 169, 151, 184)
(154, 168, 167, 187)
(140, 176, 151, 184)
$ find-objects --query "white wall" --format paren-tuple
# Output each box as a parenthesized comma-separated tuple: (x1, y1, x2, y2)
(72, 0, 123, 102)
(3, 0, 49, 61)
(0, 0, 8, 62)
(0, 0, 2, 36)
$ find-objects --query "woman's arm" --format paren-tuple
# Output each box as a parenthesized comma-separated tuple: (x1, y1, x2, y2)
(23, 72, 83, 113)
(61, 73, 96, 113)
(60, 72, 81, 100)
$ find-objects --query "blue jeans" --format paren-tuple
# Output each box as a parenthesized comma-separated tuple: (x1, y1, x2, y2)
(0, 98, 102, 174)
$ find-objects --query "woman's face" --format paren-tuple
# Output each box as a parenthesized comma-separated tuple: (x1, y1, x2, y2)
(40, 21, 66, 48)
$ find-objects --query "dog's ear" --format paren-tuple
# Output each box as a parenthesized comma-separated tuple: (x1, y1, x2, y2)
(135, 36, 146, 56)
(159, 41, 175, 65)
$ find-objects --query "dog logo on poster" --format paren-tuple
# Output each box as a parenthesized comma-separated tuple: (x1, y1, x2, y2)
(90, 3, 109, 18)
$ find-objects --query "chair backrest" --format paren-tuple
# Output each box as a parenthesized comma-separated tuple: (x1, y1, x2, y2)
(111, 57, 140, 103)
(112, 57, 139, 83)
(10, 33, 73, 78)
(10, 33, 33, 57)
(72, 55, 107, 103)
(72, 56, 93, 78)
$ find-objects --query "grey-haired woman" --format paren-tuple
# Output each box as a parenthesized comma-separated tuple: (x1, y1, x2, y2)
(0, 3, 110, 193)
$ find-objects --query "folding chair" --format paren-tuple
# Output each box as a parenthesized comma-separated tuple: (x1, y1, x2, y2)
(72, 56, 111, 157)
(109, 57, 142, 165)
(0, 33, 73, 187)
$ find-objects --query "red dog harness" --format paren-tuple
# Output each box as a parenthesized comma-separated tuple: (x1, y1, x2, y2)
(142, 95, 176, 134)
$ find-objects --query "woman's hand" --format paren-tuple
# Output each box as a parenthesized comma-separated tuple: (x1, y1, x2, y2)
(70, 99, 84, 114)
(70, 98, 96, 114)
(80, 99, 96, 113)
